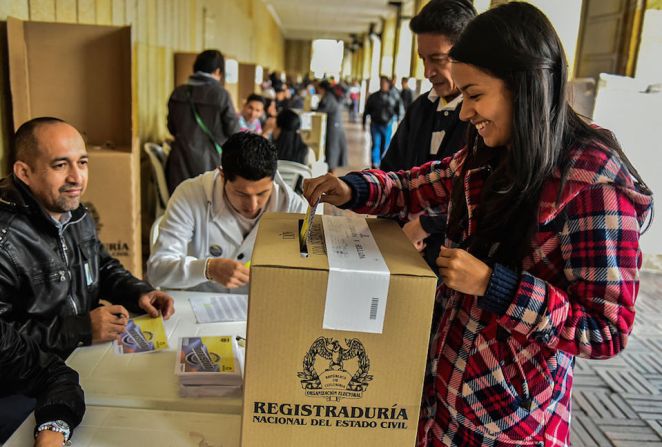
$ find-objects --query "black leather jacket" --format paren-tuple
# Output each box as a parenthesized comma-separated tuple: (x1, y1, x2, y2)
(0, 320, 85, 430)
(0, 175, 154, 358)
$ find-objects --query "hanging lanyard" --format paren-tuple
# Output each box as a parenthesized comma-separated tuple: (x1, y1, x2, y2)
(186, 86, 222, 155)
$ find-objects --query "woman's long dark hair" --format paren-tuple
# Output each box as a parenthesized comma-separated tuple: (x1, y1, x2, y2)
(447, 2, 650, 268)
(274, 109, 308, 165)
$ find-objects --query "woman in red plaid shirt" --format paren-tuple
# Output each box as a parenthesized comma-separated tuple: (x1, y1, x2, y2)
(304, 3, 654, 446)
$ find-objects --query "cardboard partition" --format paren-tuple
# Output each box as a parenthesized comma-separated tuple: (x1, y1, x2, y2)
(300, 112, 326, 162)
(238, 63, 257, 107)
(7, 18, 132, 146)
(241, 213, 437, 446)
(6, 17, 142, 276)
(173, 52, 197, 88)
(82, 145, 142, 276)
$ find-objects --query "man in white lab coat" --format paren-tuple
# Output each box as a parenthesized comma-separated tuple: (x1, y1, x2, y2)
(147, 132, 307, 294)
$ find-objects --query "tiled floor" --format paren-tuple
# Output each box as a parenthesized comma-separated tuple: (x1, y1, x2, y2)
(339, 115, 662, 446)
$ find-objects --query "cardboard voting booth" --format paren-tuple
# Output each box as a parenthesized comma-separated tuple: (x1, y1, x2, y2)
(6, 17, 142, 276)
(300, 112, 327, 162)
(173, 52, 198, 89)
(241, 213, 437, 446)
(238, 63, 258, 107)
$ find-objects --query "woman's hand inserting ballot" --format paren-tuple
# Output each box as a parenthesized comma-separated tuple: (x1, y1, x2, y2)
(303, 174, 353, 207)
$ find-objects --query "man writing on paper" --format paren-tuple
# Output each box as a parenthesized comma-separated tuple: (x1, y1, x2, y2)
(147, 132, 307, 295)
(0, 117, 174, 434)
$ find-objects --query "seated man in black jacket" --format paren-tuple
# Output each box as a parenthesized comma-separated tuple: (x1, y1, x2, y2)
(378, 0, 476, 272)
(0, 117, 175, 428)
(0, 320, 85, 445)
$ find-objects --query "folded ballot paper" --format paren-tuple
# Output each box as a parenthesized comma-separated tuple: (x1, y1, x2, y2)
(175, 335, 244, 387)
(113, 315, 168, 354)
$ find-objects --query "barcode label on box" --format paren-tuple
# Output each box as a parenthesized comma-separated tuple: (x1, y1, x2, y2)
(370, 298, 379, 320)
(323, 215, 390, 334)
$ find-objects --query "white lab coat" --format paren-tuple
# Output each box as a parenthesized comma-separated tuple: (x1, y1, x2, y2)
(146, 169, 307, 294)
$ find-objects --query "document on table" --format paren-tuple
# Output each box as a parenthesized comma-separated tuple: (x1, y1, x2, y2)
(189, 294, 248, 323)
(114, 315, 169, 354)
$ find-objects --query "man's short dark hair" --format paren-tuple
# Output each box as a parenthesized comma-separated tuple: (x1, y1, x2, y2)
(409, 0, 477, 43)
(14, 116, 66, 166)
(246, 93, 265, 107)
(193, 49, 225, 74)
(221, 132, 277, 181)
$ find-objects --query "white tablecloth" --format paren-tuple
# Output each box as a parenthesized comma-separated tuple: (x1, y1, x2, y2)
(6, 291, 247, 446)
(5, 406, 241, 447)
(63, 291, 247, 414)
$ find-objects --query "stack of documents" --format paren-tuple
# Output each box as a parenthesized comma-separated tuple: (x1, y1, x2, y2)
(175, 335, 244, 397)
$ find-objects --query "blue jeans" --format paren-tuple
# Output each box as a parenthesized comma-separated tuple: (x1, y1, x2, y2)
(369, 122, 393, 167)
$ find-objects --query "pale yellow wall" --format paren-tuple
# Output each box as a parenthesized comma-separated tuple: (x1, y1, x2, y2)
(202, 0, 284, 72)
(380, 14, 397, 77)
(0, 0, 285, 175)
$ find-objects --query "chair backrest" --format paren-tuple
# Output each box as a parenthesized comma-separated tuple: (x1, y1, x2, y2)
(306, 147, 316, 166)
(143, 142, 170, 212)
(150, 214, 163, 250)
(277, 160, 312, 195)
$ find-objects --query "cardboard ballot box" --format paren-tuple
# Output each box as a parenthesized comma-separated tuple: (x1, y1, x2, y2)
(6, 18, 142, 276)
(300, 112, 326, 162)
(241, 213, 437, 446)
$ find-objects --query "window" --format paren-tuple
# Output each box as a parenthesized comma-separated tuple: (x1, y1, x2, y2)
(311, 39, 345, 79)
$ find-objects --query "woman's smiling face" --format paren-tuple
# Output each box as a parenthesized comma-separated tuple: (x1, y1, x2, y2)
(452, 62, 513, 148)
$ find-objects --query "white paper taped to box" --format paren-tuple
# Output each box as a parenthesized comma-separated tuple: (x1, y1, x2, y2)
(322, 215, 390, 334)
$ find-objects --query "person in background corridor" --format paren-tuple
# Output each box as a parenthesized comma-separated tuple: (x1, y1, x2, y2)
(363, 76, 402, 168)
(316, 80, 347, 173)
(238, 94, 265, 134)
(399, 77, 414, 111)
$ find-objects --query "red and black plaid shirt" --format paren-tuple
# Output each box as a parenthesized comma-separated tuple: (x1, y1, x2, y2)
(344, 141, 653, 447)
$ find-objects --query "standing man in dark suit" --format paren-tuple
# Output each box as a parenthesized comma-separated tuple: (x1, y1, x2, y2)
(378, 0, 477, 272)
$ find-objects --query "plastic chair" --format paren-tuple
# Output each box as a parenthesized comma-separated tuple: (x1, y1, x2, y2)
(305, 147, 316, 166)
(150, 214, 163, 250)
(277, 160, 312, 195)
(143, 142, 170, 217)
